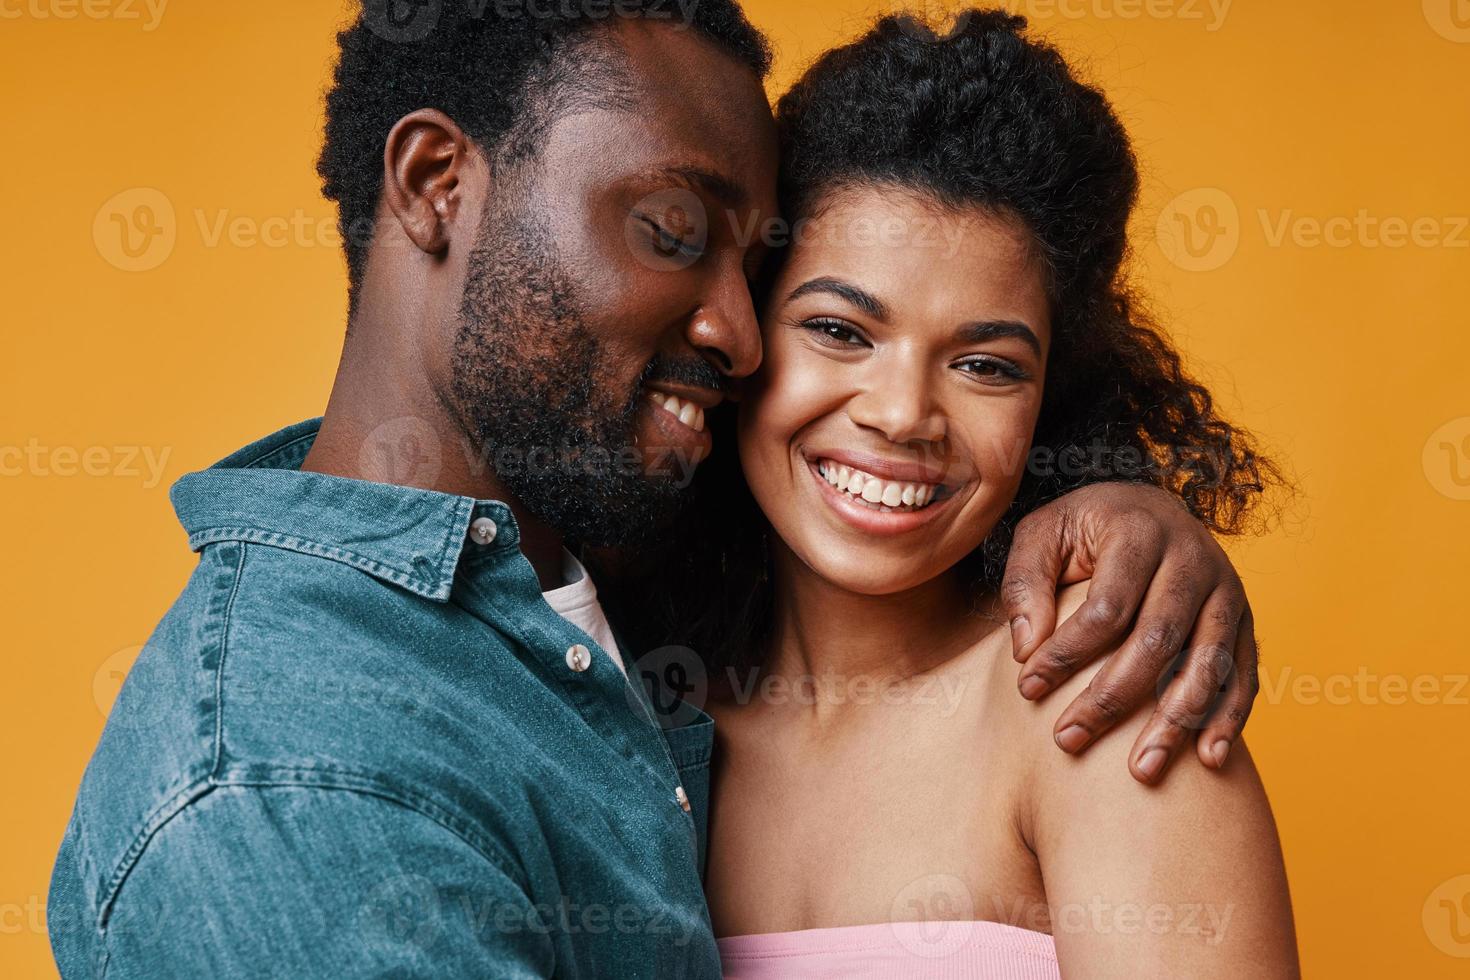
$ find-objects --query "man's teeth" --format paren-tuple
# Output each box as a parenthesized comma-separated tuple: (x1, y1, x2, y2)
(648, 393, 706, 432)
(816, 460, 938, 511)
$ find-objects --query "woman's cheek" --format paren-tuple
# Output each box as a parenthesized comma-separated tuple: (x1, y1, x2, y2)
(750, 340, 842, 438)
(955, 395, 1042, 496)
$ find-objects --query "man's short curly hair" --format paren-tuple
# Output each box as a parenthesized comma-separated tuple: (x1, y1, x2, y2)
(318, 0, 771, 298)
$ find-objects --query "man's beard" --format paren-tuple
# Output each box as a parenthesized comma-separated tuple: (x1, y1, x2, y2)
(448, 195, 717, 548)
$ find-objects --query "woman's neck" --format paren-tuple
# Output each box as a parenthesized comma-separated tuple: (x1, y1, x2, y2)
(763, 542, 994, 722)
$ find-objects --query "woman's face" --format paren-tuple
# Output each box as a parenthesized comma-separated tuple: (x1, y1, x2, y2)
(738, 185, 1052, 596)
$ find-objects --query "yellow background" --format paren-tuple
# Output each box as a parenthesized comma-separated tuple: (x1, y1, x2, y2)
(3, 1, 1467, 975)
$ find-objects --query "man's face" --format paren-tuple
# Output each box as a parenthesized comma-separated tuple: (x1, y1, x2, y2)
(448, 21, 779, 547)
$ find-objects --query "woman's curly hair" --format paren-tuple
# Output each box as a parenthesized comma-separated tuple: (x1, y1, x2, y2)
(597, 8, 1280, 667)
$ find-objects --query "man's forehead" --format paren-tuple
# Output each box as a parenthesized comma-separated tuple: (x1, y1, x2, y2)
(600, 20, 777, 182)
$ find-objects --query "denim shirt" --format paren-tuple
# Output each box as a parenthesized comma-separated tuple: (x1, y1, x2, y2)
(47, 420, 720, 979)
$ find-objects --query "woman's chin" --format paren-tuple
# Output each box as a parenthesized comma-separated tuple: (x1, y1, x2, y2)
(791, 548, 938, 598)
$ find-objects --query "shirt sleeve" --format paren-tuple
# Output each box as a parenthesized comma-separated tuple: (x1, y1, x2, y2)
(97, 784, 555, 979)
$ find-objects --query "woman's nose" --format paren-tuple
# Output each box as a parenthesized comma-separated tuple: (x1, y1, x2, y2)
(845, 369, 947, 446)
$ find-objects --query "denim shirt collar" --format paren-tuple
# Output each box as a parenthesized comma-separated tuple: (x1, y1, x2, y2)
(169, 419, 518, 603)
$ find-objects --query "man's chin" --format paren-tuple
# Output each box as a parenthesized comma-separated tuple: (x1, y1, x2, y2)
(514, 472, 691, 550)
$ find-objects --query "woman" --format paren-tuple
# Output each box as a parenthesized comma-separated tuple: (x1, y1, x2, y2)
(617, 9, 1296, 977)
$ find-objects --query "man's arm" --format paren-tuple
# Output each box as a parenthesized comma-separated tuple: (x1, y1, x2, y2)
(1001, 483, 1260, 783)
(97, 786, 553, 979)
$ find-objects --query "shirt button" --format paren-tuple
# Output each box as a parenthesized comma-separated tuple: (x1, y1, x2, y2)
(565, 644, 592, 673)
(469, 518, 498, 546)
(675, 786, 692, 813)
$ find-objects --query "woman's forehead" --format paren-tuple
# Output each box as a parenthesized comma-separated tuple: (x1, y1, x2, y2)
(772, 186, 1050, 331)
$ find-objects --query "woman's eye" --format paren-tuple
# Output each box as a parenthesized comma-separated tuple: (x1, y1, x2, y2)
(956, 356, 1029, 384)
(801, 318, 866, 347)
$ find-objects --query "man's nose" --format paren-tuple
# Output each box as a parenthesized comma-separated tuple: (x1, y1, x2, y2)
(685, 266, 762, 380)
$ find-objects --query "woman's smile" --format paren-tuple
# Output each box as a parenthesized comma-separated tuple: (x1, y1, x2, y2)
(799, 447, 964, 537)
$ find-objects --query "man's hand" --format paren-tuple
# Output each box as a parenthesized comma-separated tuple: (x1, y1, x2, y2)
(1001, 483, 1259, 785)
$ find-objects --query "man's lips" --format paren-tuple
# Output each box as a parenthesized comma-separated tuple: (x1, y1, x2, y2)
(637, 385, 720, 462)
(645, 392, 708, 433)
(643, 383, 724, 433)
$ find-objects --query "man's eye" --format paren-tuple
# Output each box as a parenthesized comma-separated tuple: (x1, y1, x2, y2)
(801, 318, 865, 347)
(644, 217, 703, 260)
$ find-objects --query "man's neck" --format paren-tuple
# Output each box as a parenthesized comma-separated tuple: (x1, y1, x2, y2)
(300, 330, 567, 590)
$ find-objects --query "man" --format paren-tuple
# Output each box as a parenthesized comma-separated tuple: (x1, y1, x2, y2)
(48, 2, 1261, 976)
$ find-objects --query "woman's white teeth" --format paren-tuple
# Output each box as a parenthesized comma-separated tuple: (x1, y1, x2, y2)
(649, 393, 706, 432)
(817, 460, 938, 511)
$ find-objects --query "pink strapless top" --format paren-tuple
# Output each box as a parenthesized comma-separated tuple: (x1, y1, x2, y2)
(718, 920, 1060, 979)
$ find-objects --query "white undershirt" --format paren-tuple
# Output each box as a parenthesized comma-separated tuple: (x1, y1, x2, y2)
(542, 550, 625, 674)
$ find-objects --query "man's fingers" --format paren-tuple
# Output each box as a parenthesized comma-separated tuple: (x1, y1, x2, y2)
(1195, 602, 1259, 769)
(1123, 587, 1243, 783)
(1048, 560, 1213, 755)
(1016, 528, 1163, 700)
(1000, 512, 1065, 663)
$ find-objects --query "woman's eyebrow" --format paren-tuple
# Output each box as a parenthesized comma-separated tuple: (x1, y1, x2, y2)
(958, 320, 1042, 356)
(786, 276, 890, 320)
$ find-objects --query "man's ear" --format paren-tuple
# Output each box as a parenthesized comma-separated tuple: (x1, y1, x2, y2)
(381, 109, 474, 256)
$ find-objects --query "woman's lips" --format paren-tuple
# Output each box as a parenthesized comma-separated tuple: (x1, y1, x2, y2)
(805, 456, 958, 536)
(809, 447, 955, 486)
